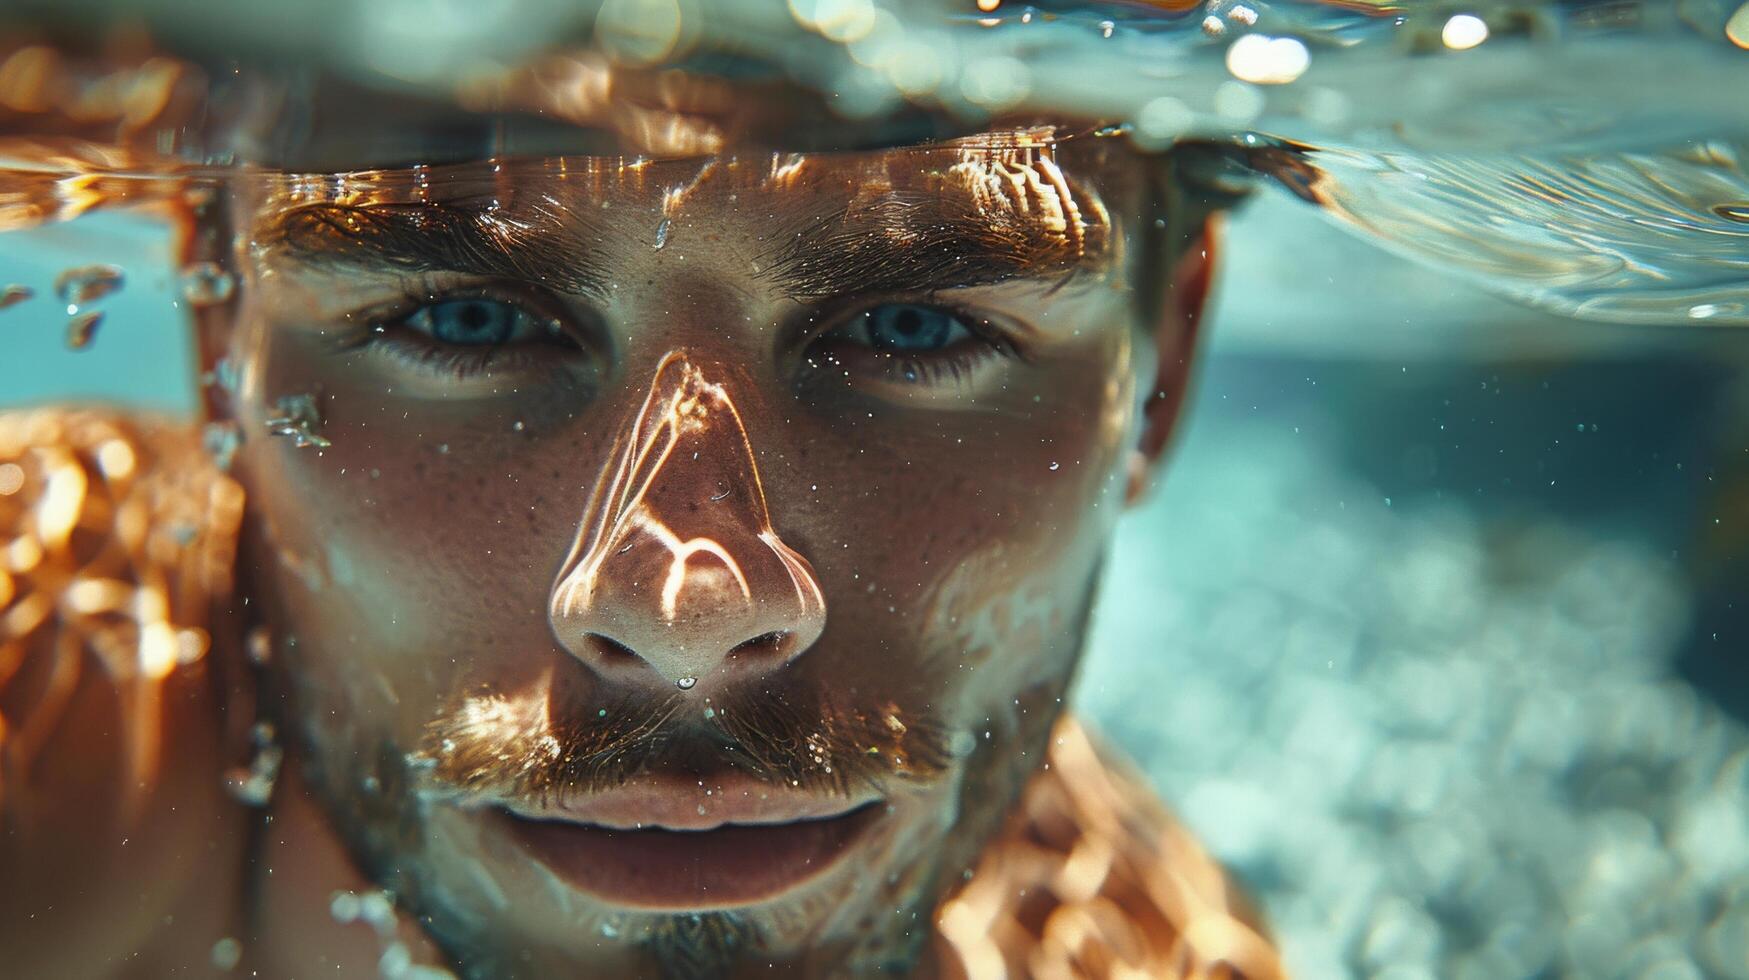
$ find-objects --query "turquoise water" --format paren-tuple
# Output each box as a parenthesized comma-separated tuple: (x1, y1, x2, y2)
(0, 212, 194, 411)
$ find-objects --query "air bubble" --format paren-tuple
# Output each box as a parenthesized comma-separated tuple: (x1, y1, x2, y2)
(53, 264, 125, 305)
(358, 890, 397, 934)
(378, 943, 411, 977)
(0, 285, 32, 310)
(947, 730, 977, 758)
(1441, 13, 1490, 51)
(265, 393, 332, 449)
(330, 890, 362, 923)
(244, 626, 272, 664)
(179, 262, 236, 306)
(677, 676, 697, 690)
(209, 937, 242, 971)
(201, 357, 240, 394)
(202, 420, 242, 472)
(223, 721, 283, 807)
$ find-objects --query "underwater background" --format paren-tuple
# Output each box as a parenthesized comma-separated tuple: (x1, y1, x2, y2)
(3, 181, 1747, 978)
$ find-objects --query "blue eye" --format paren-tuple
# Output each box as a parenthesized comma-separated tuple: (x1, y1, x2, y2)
(805, 301, 1014, 388)
(403, 298, 541, 346)
(854, 304, 973, 353)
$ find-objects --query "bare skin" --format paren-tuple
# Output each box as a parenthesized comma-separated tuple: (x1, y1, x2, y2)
(0, 133, 1239, 977)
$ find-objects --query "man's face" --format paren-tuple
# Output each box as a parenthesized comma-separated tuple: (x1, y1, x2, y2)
(216, 135, 1179, 975)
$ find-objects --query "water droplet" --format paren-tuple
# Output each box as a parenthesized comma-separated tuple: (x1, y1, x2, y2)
(0, 284, 32, 310)
(653, 217, 671, 249)
(697, 803, 707, 816)
(202, 420, 242, 472)
(1441, 13, 1490, 50)
(209, 937, 242, 971)
(53, 264, 125, 305)
(329, 891, 361, 923)
(377, 941, 411, 977)
(676, 676, 697, 690)
(358, 890, 397, 933)
(1048, 461, 1059, 471)
(179, 262, 236, 305)
(201, 357, 240, 393)
(265, 392, 332, 449)
(1225, 33, 1310, 86)
(245, 625, 273, 665)
(947, 730, 976, 759)
(65, 310, 102, 349)
(223, 728, 283, 808)
(512, 420, 526, 432)
(1730, 1, 1749, 48)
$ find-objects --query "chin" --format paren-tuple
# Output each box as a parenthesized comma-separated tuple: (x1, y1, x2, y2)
(345, 762, 972, 977)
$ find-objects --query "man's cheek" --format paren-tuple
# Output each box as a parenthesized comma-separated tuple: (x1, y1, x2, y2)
(926, 539, 1099, 690)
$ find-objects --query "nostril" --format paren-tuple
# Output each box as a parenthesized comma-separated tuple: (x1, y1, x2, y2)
(586, 633, 640, 662)
(728, 630, 792, 664)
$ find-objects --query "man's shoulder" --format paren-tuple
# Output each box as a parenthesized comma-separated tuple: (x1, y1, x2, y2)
(937, 716, 1286, 980)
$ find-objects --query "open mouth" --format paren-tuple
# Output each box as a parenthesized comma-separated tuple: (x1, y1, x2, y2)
(491, 778, 886, 909)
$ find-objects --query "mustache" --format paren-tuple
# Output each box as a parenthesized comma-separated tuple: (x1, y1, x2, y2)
(409, 679, 954, 807)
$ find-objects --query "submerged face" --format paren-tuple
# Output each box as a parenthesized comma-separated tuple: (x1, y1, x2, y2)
(211, 134, 1195, 975)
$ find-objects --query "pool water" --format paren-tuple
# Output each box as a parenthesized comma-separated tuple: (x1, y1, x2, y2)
(2, 2, 1747, 976)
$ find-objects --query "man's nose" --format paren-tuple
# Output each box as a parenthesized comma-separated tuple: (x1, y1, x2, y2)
(549, 352, 826, 690)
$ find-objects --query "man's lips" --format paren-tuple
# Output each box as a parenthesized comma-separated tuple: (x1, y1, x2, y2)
(499, 772, 881, 831)
(487, 773, 886, 909)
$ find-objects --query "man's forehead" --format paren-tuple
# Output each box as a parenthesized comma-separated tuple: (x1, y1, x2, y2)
(242, 133, 1143, 298)
(240, 131, 1136, 220)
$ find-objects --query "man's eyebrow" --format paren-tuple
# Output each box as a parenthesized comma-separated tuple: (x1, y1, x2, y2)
(259, 202, 611, 299)
(758, 191, 1111, 302)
